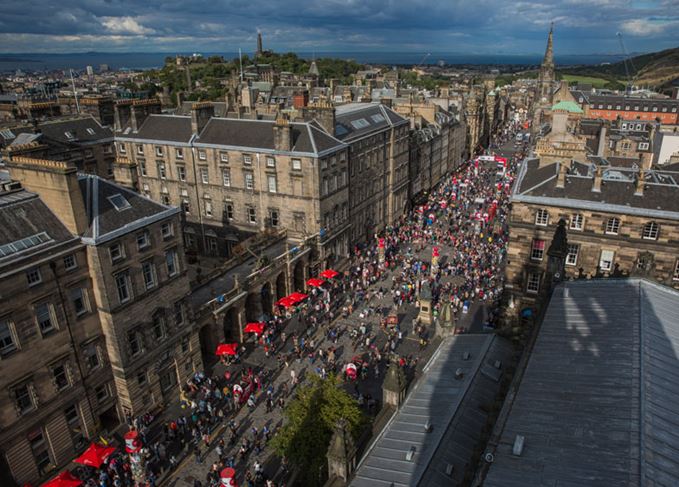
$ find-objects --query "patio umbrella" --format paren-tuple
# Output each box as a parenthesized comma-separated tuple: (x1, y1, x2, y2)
(244, 322, 265, 334)
(42, 471, 82, 487)
(275, 297, 295, 308)
(73, 443, 115, 468)
(215, 343, 239, 356)
(287, 292, 308, 303)
(306, 278, 325, 288)
(320, 269, 339, 279)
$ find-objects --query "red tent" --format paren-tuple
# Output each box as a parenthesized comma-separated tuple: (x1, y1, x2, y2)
(42, 471, 82, 487)
(244, 322, 265, 334)
(215, 343, 239, 356)
(320, 269, 339, 279)
(306, 277, 325, 288)
(275, 297, 295, 308)
(287, 292, 308, 303)
(73, 443, 115, 468)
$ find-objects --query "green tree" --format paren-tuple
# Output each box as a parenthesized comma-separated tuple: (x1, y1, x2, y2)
(271, 375, 367, 486)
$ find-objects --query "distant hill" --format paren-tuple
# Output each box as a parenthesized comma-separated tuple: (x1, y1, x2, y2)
(559, 46, 679, 92)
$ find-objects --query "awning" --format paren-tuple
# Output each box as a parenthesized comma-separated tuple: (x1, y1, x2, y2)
(306, 278, 326, 288)
(73, 443, 115, 468)
(216, 343, 239, 356)
(42, 471, 82, 487)
(320, 269, 339, 279)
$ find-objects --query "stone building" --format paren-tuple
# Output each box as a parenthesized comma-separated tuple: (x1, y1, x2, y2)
(532, 25, 556, 135)
(4, 156, 202, 421)
(0, 180, 115, 487)
(114, 103, 351, 267)
(333, 103, 410, 244)
(506, 156, 679, 309)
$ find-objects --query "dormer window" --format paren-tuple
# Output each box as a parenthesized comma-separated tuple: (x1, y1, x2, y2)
(86, 128, 96, 136)
(108, 194, 131, 211)
(64, 131, 75, 140)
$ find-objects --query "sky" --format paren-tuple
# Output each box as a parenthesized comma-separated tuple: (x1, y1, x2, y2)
(0, 0, 677, 55)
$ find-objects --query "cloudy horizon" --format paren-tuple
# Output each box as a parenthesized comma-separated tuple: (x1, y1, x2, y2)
(0, 0, 677, 55)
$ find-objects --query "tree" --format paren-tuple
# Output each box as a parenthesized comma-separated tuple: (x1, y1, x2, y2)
(271, 375, 367, 486)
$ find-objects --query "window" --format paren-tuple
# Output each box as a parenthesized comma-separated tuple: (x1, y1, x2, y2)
(137, 370, 147, 385)
(245, 172, 254, 190)
(29, 430, 51, 475)
(139, 160, 147, 176)
(566, 244, 580, 266)
(161, 222, 174, 239)
(219, 168, 231, 187)
(174, 301, 184, 326)
(152, 314, 165, 340)
(155, 146, 163, 157)
(115, 272, 131, 303)
(109, 194, 131, 211)
(64, 254, 77, 270)
(70, 288, 88, 316)
(118, 143, 126, 154)
(198, 150, 207, 161)
(52, 364, 70, 390)
(243, 154, 252, 165)
(570, 214, 584, 231)
(638, 142, 649, 150)
(322, 178, 329, 196)
(599, 250, 615, 271)
(674, 260, 679, 281)
(84, 149, 93, 158)
(162, 195, 171, 205)
(128, 330, 142, 356)
(137, 145, 144, 155)
(200, 167, 209, 184)
(220, 152, 229, 163)
(269, 209, 280, 227)
(205, 200, 213, 217)
(247, 207, 257, 224)
(642, 221, 659, 240)
(175, 148, 183, 159)
(224, 202, 234, 220)
(0, 318, 17, 355)
(83, 343, 100, 369)
(158, 162, 167, 179)
(605, 217, 620, 235)
(535, 209, 549, 226)
(292, 158, 302, 170)
(141, 261, 157, 290)
(267, 175, 277, 193)
(95, 384, 109, 403)
(266, 156, 275, 167)
(321, 159, 328, 170)
(64, 404, 80, 424)
(177, 165, 186, 181)
(35, 303, 56, 334)
(530, 239, 545, 261)
(109, 243, 124, 263)
(526, 272, 540, 294)
(136, 231, 150, 250)
(26, 268, 42, 286)
(181, 199, 190, 214)
(165, 249, 179, 277)
(15, 383, 34, 414)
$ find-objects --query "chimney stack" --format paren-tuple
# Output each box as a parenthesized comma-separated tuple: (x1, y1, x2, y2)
(635, 170, 645, 196)
(190, 102, 215, 135)
(130, 99, 161, 132)
(556, 161, 568, 188)
(592, 166, 603, 192)
(114, 100, 132, 132)
(273, 114, 292, 152)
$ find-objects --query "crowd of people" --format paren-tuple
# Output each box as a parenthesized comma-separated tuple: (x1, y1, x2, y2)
(64, 124, 527, 487)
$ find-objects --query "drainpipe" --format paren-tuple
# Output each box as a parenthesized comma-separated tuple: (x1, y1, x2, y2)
(189, 134, 207, 252)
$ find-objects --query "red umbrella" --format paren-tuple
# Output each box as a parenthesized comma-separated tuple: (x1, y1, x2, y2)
(216, 343, 239, 356)
(320, 269, 339, 279)
(244, 322, 265, 334)
(275, 297, 295, 308)
(73, 443, 115, 468)
(287, 292, 308, 303)
(306, 278, 325, 288)
(42, 471, 82, 487)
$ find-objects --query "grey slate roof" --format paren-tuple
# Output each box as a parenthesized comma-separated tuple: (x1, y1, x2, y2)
(350, 334, 512, 487)
(0, 189, 77, 266)
(78, 174, 179, 243)
(484, 279, 679, 487)
(38, 116, 112, 143)
(128, 114, 193, 143)
(335, 103, 408, 142)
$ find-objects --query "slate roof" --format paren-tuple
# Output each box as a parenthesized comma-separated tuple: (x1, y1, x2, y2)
(0, 189, 77, 266)
(513, 158, 679, 219)
(78, 174, 179, 244)
(484, 279, 679, 487)
(121, 114, 193, 144)
(38, 116, 113, 144)
(334, 103, 408, 142)
(350, 334, 512, 487)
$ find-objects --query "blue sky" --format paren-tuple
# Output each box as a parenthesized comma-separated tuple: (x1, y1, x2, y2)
(0, 0, 677, 54)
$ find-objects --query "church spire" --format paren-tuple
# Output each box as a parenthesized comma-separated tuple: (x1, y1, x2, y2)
(542, 23, 554, 68)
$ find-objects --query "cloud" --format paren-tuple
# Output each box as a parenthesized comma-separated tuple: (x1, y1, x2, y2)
(100, 16, 155, 35)
(620, 18, 679, 36)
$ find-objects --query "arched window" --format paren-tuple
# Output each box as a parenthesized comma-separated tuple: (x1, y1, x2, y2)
(642, 221, 659, 240)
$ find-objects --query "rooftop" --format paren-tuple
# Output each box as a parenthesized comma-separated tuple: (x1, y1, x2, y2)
(484, 279, 679, 487)
(334, 102, 407, 141)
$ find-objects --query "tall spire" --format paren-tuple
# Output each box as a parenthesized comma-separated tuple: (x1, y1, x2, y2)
(543, 22, 554, 68)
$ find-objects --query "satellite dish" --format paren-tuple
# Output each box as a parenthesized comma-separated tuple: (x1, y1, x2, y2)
(484, 452, 495, 463)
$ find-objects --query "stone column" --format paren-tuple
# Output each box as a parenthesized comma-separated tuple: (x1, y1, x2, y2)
(327, 418, 357, 482)
(382, 360, 407, 408)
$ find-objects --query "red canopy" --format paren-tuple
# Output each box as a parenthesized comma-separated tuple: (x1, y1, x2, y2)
(306, 278, 325, 288)
(275, 297, 296, 308)
(216, 343, 239, 356)
(287, 292, 308, 303)
(244, 322, 265, 334)
(42, 471, 82, 487)
(73, 443, 115, 468)
(320, 269, 339, 279)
